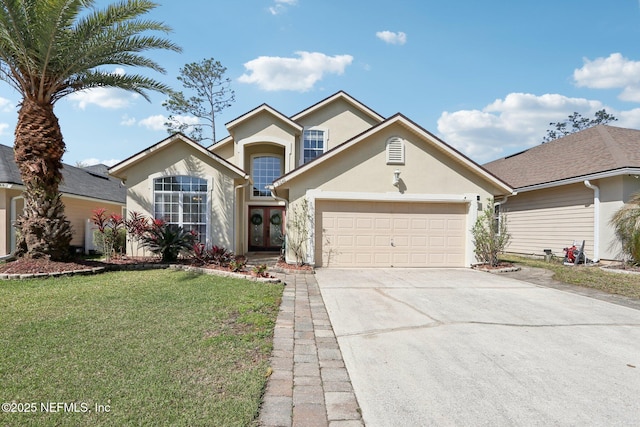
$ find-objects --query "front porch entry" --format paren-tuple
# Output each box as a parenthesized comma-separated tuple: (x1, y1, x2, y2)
(248, 206, 285, 251)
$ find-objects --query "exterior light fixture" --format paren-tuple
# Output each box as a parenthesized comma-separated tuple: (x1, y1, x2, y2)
(393, 169, 401, 187)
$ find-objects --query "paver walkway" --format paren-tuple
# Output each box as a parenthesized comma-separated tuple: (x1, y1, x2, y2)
(258, 272, 363, 427)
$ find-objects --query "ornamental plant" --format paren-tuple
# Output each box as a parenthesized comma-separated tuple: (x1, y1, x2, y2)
(140, 219, 196, 262)
(124, 211, 150, 257)
(91, 208, 125, 260)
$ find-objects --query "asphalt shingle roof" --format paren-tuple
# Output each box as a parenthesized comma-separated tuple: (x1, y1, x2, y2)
(0, 144, 126, 204)
(483, 125, 640, 189)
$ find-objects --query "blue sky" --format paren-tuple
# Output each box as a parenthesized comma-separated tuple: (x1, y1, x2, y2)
(1, 0, 640, 166)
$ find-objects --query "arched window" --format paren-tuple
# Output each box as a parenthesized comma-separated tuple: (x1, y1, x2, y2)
(154, 176, 208, 240)
(386, 136, 405, 165)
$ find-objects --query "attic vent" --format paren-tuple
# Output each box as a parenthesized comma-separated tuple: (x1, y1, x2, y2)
(386, 137, 405, 164)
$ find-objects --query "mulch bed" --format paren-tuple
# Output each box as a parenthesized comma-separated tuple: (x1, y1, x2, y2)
(0, 258, 108, 275)
(0, 256, 284, 278)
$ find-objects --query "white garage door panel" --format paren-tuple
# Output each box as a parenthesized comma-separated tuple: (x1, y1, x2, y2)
(318, 201, 466, 268)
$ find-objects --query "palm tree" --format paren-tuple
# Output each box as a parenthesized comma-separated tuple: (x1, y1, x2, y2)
(0, 0, 181, 260)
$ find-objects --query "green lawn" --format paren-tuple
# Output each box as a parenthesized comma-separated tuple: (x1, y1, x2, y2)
(0, 269, 284, 426)
(501, 254, 640, 299)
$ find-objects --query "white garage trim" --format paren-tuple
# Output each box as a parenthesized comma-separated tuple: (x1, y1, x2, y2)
(305, 190, 479, 266)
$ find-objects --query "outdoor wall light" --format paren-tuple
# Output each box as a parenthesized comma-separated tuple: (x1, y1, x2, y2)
(393, 169, 401, 187)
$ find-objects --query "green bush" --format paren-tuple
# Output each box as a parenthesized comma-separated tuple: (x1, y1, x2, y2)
(93, 228, 126, 257)
(472, 199, 510, 267)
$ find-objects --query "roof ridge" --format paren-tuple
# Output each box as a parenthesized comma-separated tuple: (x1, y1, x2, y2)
(596, 125, 629, 168)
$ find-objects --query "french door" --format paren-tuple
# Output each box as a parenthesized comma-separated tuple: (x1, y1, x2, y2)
(248, 206, 285, 251)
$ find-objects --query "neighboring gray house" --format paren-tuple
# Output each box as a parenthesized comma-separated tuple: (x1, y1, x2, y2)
(0, 144, 126, 255)
(484, 125, 640, 262)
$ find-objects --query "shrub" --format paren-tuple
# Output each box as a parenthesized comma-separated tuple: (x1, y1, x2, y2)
(252, 263, 268, 277)
(610, 192, 640, 264)
(472, 199, 510, 267)
(125, 211, 150, 257)
(91, 208, 125, 260)
(191, 244, 234, 267)
(229, 257, 246, 272)
(140, 220, 197, 263)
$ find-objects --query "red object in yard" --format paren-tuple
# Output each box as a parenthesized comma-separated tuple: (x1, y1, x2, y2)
(563, 242, 586, 264)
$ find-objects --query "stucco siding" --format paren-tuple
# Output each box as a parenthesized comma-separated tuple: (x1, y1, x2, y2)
(503, 184, 594, 258)
(286, 123, 502, 202)
(210, 141, 235, 163)
(279, 123, 503, 265)
(296, 98, 381, 154)
(121, 142, 238, 255)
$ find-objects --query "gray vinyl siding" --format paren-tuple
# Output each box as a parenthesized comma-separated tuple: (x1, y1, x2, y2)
(502, 183, 594, 258)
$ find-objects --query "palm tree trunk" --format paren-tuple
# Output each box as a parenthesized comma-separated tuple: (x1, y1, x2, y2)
(13, 98, 72, 260)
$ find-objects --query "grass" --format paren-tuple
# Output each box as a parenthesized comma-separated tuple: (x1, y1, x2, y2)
(0, 269, 284, 426)
(501, 254, 640, 299)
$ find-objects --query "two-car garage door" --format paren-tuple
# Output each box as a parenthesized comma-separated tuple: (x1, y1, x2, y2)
(316, 200, 467, 268)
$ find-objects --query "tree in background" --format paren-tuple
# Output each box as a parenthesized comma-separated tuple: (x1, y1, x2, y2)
(0, 0, 180, 260)
(542, 109, 617, 143)
(163, 58, 235, 144)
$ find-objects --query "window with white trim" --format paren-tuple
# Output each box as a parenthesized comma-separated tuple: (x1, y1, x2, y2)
(302, 128, 327, 164)
(154, 176, 208, 240)
(493, 203, 501, 234)
(386, 136, 405, 164)
(252, 155, 282, 198)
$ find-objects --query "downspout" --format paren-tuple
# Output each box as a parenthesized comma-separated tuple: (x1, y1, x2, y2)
(233, 177, 252, 253)
(584, 180, 600, 262)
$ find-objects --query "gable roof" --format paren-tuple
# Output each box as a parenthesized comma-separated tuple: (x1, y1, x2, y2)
(109, 133, 248, 180)
(0, 144, 126, 204)
(208, 91, 384, 151)
(273, 113, 513, 194)
(225, 103, 303, 133)
(483, 125, 640, 189)
(290, 90, 385, 123)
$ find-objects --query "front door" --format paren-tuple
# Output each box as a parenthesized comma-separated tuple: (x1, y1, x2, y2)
(249, 206, 285, 251)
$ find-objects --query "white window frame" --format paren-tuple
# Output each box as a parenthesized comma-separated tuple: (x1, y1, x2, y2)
(152, 175, 210, 244)
(300, 127, 328, 165)
(493, 202, 501, 235)
(250, 154, 283, 200)
(386, 136, 405, 165)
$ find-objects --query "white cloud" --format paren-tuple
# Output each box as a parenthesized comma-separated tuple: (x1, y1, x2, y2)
(166, 115, 200, 128)
(79, 158, 120, 167)
(573, 53, 640, 101)
(0, 97, 14, 113)
(135, 114, 200, 132)
(120, 115, 137, 126)
(238, 51, 353, 92)
(0, 122, 9, 136)
(138, 115, 167, 131)
(437, 93, 607, 163)
(67, 87, 138, 110)
(376, 31, 407, 45)
(269, 0, 297, 15)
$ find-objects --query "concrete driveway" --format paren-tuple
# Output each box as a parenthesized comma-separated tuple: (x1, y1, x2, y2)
(315, 268, 640, 427)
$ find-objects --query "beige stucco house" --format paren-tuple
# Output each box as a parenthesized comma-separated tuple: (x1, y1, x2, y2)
(484, 125, 640, 262)
(110, 91, 513, 267)
(0, 144, 126, 256)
